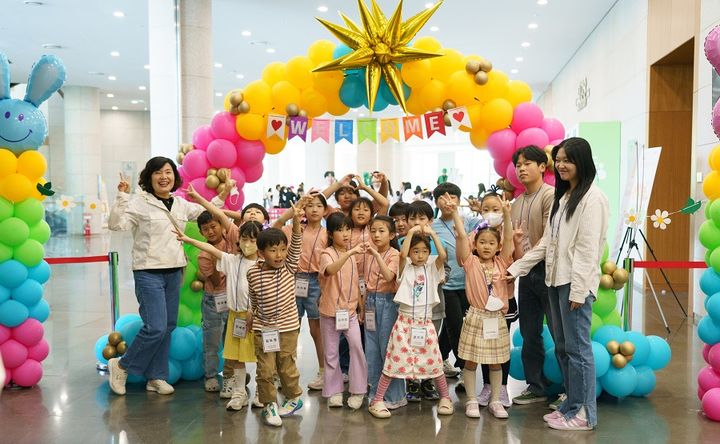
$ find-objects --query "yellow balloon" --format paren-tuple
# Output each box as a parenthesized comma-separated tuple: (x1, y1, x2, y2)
(17, 151, 47, 180)
(484, 70, 510, 101)
(29, 177, 47, 201)
(261, 62, 287, 86)
(243, 80, 273, 115)
(710, 144, 720, 171)
(401, 59, 432, 89)
(406, 92, 426, 116)
(506, 80, 533, 107)
(446, 70, 476, 106)
(470, 128, 488, 149)
(223, 88, 243, 111)
(308, 39, 336, 65)
(420, 79, 446, 110)
(467, 103, 483, 129)
(0, 173, 33, 203)
(300, 88, 328, 118)
(271, 81, 301, 114)
(479, 98, 513, 133)
(704, 170, 720, 199)
(0, 149, 18, 179)
(235, 114, 265, 140)
(430, 48, 464, 83)
(313, 71, 344, 95)
(262, 135, 287, 155)
(413, 36, 442, 52)
(286, 56, 314, 90)
(326, 97, 350, 116)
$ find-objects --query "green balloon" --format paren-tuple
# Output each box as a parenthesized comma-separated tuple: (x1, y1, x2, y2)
(180, 286, 201, 311)
(0, 243, 12, 262)
(28, 220, 51, 244)
(707, 249, 713, 267)
(593, 287, 617, 317)
(177, 304, 193, 327)
(14, 199, 44, 226)
(0, 197, 13, 222)
(699, 220, 720, 250)
(711, 248, 720, 274)
(708, 199, 716, 220)
(184, 245, 200, 265)
(0, 217, 30, 246)
(601, 242, 609, 264)
(183, 262, 198, 287)
(13, 239, 44, 267)
(184, 222, 204, 242)
(191, 309, 202, 327)
(590, 312, 603, 337)
(711, 199, 720, 226)
(602, 310, 622, 327)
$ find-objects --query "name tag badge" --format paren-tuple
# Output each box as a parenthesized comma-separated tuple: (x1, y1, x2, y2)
(365, 309, 376, 331)
(232, 318, 247, 338)
(411, 327, 427, 347)
(521, 234, 532, 253)
(336, 309, 350, 331)
(262, 329, 281, 353)
(214, 294, 228, 313)
(482, 317, 500, 340)
(359, 278, 367, 297)
(295, 278, 309, 298)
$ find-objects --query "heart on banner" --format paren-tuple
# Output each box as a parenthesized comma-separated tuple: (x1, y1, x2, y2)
(452, 111, 465, 123)
(271, 120, 282, 131)
(448, 106, 471, 130)
(267, 113, 286, 139)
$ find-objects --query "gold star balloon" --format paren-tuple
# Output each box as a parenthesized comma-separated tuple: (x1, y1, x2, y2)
(313, 0, 444, 114)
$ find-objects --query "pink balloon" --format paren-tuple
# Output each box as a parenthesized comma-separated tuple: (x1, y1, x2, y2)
(192, 125, 216, 151)
(544, 172, 556, 187)
(235, 138, 266, 169)
(1, 339, 28, 369)
(230, 167, 247, 190)
(493, 158, 508, 177)
(709, 343, 720, 373)
(178, 166, 190, 183)
(705, 343, 714, 364)
(3, 367, 10, 386)
(211, 112, 240, 143)
(541, 118, 566, 142)
(27, 339, 49, 362)
(189, 177, 216, 202)
(513, 188, 524, 199)
(12, 319, 44, 347)
(702, 387, 720, 421)
(243, 162, 264, 183)
(699, 366, 720, 392)
(182, 150, 210, 179)
(506, 162, 522, 189)
(11, 358, 42, 387)
(511, 102, 544, 133)
(713, 99, 720, 139)
(700, 385, 708, 401)
(174, 189, 188, 201)
(516, 127, 550, 150)
(705, 26, 720, 74)
(206, 139, 238, 168)
(0, 325, 10, 344)
(224, 189, 245, 212)
(487, 129, 517, 163)
(550, 138, 564, 146)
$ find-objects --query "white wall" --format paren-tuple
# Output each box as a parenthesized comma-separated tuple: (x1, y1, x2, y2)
(100, 110, 151, 202)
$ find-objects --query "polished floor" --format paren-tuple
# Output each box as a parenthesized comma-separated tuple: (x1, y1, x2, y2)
(0, 232, 719, 444)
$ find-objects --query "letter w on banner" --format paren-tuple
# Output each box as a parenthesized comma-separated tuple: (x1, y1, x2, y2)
(448, 106, 471, 129)
(288, 116, 308, 141)
(266, 114, 286, 139)
(402, 115, 423, 141)
(424, 111, 446, 138)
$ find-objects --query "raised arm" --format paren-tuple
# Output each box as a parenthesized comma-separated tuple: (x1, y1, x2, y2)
(324, 243, 366, 276)
(500, 197, 514, 260)
(172, 227, 223, 260)
(425, 226, 447, 271)
(187, 183, 233, 231)
(357, 175, 389, 215)
(322, 173, 354, 199)
(108, 173, 138, 231)
(447, 196, 471, 265)
(368, 247, 396, 282)
(399, 225, 420, 275)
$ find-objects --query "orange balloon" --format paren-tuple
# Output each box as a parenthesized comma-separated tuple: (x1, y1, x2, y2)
(262, 135, 287, 154)
(308, 40, 336, 65)
(479, 98, 513, 133)
(326, 97, 350, 116)
(271, 81, 301, 114)
(313, 71, 344, 95)
(29, 177, 47, 201)
(0, 173, 33, 203)
(506, 80, 533, 106)
(235, 114, 265, 140)
(466, 103, 483, 129)
(430, 48, 464, 83)
(413, 36, 442, 52)
(243, 80, 273, 114)
(401, 60, 432, 89)
(446, 70, 476, 106)
(420, 79, 446, 110)
(17, 151, 47, 180)
(704, 171, 720, 199)
(475, 70, 509, 102)
(300, 88, 328, 118)
(470, 128, 489, 149)
(0, 149, 17, 179)
(261, 62, 287, 86)
(286, 56, 314, 90)
(406, 92, 426, 116)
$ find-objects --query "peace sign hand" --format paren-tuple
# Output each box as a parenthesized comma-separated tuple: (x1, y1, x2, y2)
(118, 173, 130, 193)
(512, 220, 526, 243)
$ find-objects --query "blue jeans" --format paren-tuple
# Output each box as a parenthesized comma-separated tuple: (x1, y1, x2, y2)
(519, 262, 554, 395)
(121, 269, 181, 380)
(364, 292, 405, 402)
(548, 284, 597, 427)
(202, 292, 229, 379)
(295, 272, 321, 320)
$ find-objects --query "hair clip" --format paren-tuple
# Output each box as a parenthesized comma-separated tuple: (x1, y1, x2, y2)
(262, 222, 271, 230)
(473, 220, 490, 233)
(486, 184, 501, 195)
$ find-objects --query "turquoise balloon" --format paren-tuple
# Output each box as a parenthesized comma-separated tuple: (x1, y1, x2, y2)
(95, 334, 110, 365)
(625, 331, 651, 367)
(701, 269, 720, 296)
(601, 365, 638, 398)
(27, 260, 51, 284)
(114, 313, 142, 331)
(631, 365, 656, 397)
(592, 325, 626, 345)
(0, 196, 14, 222)
(13, 199, 44, 226)
(698, 316, 720, 346)
(512, 328, 523, 347)
(340, 75, 366, 109)
(0, 285, 9, 304)
(592, 341, 611, 378)
(13, 239, 44, 267)
(168, 359, 182, 384)
(596, 378, 603, 398)
(543, 347, 563, 384)
(10, 279, 43, 307)
(646, 335, 671, 370)
(127, 374, 146, 384)
(509, 346, 525, 380)
(362, 88, 389, 112)
(0, 299, 29, 327)
(707, 293, 720, 321)
(0, 259, 28, 289)
(700, 220, 720, 250)
(118, 319, 143, 346)
(169, 327, 196, 361)
(180, 351, 204, 380)
(28, 220, 51, 244)
(0, 217, 30, 246)
(380, 79, 411, 105)
(28, 298, 50, 322)
(542, 324, 554, 350)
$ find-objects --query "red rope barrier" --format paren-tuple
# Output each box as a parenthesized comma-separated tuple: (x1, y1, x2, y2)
(45, 255, 109, 264)
(633, 261, 707, 269)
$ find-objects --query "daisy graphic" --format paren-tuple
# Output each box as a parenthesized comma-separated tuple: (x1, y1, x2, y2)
(624, 209, 640, 228)
(85, 199, 101, 213)
(651, 209, 671, 230)
(58, 195, 76, 212)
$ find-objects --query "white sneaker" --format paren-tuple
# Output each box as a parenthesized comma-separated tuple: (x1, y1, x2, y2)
(108, 358, 127, 395)
(347, 394, 364, 410)
(205, 378, 220, 392)
(252, 392, 263, 408)
(465, 400, 481, 418)
(385, 398, 408, 410)
(328, 393, 344, 407)
(308, 371, 323, 391)
(500, 385, 512, 408)
(220, 376, 234, 399)
(478, 383, 491, 407)
(262, 402, 283, 427)
(443, 360, 458, 378)
(226, 390, 248, 411)
(146, 379, 174, 395)
(489, 401, 508, 419)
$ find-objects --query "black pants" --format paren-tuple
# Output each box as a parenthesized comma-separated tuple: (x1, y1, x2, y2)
(443, 289, 470, 369)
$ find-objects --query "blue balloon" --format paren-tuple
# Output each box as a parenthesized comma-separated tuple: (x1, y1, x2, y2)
(0, 299, 29, 327)
(0, 285, 9, 304)
(601, 365, 638, 398)
(380, 79, 411, 105)
(546, 382, 564, 396)
(707, 293, 720, 322)
(591, 341, 611, 378)
(509, 346, 525, 380)
(168, 359, 182, 385)
(512, 328, 523, 347)
(28, 298, 50, 322)
(631, 365, 656, 397)
(542, 325, 554, 350)
(115, 313, 142, 331)
(118, 319, 143, 346)
(27, 260, 51, 284)
(701, 268, 720, 296)
(181, 351, 204, 381)
(193, 328, 203, 351)
(186, 324, 202, 337)
(95, 334, 110, 365)
(362, 89, 389, 112)
(645, 335, 672, 370)
(339, 75, 366, 109)
(625, 331, 651, 367)
(332, 43, 353, 59)
(543, 347, 563, 384)
(127, 373, 146, 384)
(0, 260, 28, 289)
(11, 279, 43, 306)
(595, 378, 603, 398)
(170, 327, 196, 361)
(592, 325, 626, 345)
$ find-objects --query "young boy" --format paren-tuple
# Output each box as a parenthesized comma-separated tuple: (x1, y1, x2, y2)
(223, 203, 270, 227)
(389, 202, 409, 238)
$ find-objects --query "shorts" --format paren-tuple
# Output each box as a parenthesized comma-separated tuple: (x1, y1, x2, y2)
(295, 272, 320, 320)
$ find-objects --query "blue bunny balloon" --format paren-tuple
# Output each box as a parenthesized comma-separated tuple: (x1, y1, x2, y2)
(0, 53, 66, 154)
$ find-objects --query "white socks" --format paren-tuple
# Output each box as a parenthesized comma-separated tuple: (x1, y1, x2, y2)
(489, 369, 502, 403)
(463, 368, 477, 401)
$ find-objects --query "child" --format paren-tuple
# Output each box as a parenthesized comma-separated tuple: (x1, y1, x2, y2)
(318, 212, 369, 410)
(223, 203, 270, 227)
(389, 202, 409, 238)
(447, 193, 514, 419)
(363, 216, 405, 409)
(272, 192, 328, 391)
(322, 173, 390, 215)
(368, 224, 454, 418)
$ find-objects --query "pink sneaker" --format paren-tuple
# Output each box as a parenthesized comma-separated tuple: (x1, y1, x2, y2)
(543, 410, 563, 422)
(547, 415, 593, 431)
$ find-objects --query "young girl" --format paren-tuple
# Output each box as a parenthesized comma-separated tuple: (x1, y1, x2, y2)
(318, 212, 368, 410)
(174, 220, 262, 411)
(368, 224, 454, 418)
(363, 216, 405, 409)
(272, 192, 328, 391)
(447, 192, 514, 419)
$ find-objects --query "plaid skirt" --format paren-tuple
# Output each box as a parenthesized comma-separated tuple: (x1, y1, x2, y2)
(458, 306, 510, 365)
(383, 313, 443, 380)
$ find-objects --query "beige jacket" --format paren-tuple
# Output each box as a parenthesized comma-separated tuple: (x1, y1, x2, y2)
(109, 191, 223, 270)
(507, 185, 609, 303)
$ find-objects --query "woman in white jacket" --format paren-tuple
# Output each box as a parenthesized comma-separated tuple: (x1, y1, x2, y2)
(507, 138, 609, 431)
(106, 157, 230, 396)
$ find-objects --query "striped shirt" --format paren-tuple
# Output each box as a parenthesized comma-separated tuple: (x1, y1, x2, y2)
(247, 231, 301, 332)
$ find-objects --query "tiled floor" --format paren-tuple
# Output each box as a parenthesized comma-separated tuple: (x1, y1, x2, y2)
(1, 232, 719, 443)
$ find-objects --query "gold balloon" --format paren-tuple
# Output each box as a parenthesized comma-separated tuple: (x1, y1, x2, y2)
(229, 106, 240, 116)
(599, 274, 614, 290)
(116, 341, 127, 355)
(298, 109, 308, 117)
(190, 280, 204, 292)
(613, 280, 626, 291)
(181, 144, 193, 154)
(465, 60, 481, 74)
(474, 71, 488, 85)
(613, 268, 629, 284)
(196, 271, 205, 282)
(207, 168, 217, 177)
(108, 331, 123, 346)
(606, 340, 620, 355)
(601, 260, 617, 275)
(626, 354, 634, 362)
(286, 103, 300, 116)
(205, 175, 220, 190)
(216, 183, 227, 196)
(444, 113, 452, 127)
(442, 99, 456, 111)
(238, 101, 250, 113)
(619, 341, 636, 356)
(229, 92, 243, 107)
(176, 153, 185, 165)
(216, 168, 230, 182)
(102, 345, 117, 360)
(611, 353, 627, 368)
(479, 59, 493, 72)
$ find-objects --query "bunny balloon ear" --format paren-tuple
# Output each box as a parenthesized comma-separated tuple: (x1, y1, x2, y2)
(0, 53, 10, 100)
(24, 55, 66, 107)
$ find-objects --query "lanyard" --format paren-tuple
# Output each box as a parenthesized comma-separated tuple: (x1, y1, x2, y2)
(551, 198, 569, 242)
(331, 247, 354, 310)
(519, 188, 541, 231)
(301, 225, 322, 273)
(233, 256, 244, 310)
(411, 264, 430, 322)
(440, 219, 457, 240)
(258, 265, 281, 325)
(367, 248, 392, 295)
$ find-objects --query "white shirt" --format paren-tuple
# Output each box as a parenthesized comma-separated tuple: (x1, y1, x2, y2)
(217, 253, 257, 312)
(395, 256, 442, 320)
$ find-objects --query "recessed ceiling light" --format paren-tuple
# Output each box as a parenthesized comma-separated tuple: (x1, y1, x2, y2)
(424, 2, 434, 9)
(430, 26, 439, 32)
(111, 106, 119, 110)
(131, 100, 139, 104)
(236, 74, 245, 79)
(317, 5, 328, 12)
(108, 75, 116, 81)
(241, 30, 251, 37)
(515, 56, 524, 62)
(106, 93, 114, 98)
(537, 0, 548, 4)
(110, 51, 120, 57)
(266, 48, 276, 53)
(88, 71, 106, 76)
(528, 23, 538, 29)
(24, 1, 44, 6)
(144, 107, 148, 111)
(138, 86, 147, 91)
(215, 92, 222, 97)
(143, 64, 150, 70)
(41, 44, 63, 49)
(521, 42, 531, 48)
(214, 62, 223, 68)
(511, 69, 519, 74)
(113, 11, 125, 17)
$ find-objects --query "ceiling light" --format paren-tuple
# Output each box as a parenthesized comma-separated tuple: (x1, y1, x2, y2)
(113, 11, 125, 17)
(41, 44, 63, 49)
(515, 56, 524, 62)
(23, 1, 44, 6)
(511, 69, 519, 74)
(106, 93, 114, 98)
(424, 2, 434, 9)
(214, 62, 223, 68)
(131, 100, 139, 104)
(143, 64, 150, 70)
(430, 26, 439, 32)
(111, 106, 119, 110)
(215, 92, 222, 97)
(241, 30, 251, 37)
(110, 51, 120, 57)
(138, 86, 147, 91)
(236, 74, 245, 79)
(87, 71, 105, 76)
(108, 75, 116, 81)
(537, 0, 548, 4)
(521, 42, 531, 48)
(266, 48, 276, 53)
(144, 107, 148, 111)
(317, 5, 328, 12)
(528, 23, 538, 29)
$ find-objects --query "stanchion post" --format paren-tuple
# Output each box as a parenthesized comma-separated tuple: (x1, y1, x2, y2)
(623, 258, 634, 331)
(108, 251, 120, 330)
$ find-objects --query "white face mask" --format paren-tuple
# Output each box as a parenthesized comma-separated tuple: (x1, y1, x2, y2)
(482, 212, 503, 228)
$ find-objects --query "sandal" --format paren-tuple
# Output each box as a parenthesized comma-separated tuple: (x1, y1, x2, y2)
(368, 401, 391, 419)
(437, 398, 455, 415)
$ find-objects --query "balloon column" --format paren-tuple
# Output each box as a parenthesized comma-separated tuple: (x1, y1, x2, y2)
(0, 53, 65, 387)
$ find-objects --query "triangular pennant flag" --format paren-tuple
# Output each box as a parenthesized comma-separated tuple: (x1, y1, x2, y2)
(288, 116, 309, 141)
(311, 119, 330, 142)
(424, 111, 446, 138)
(357, 118, 377, 143)
(380, 118, 400, 142)
(266, 114, 286, 140)
(335, 119, 353, 144)
(448, 106, 471, 129)
(402, 115, 423, 141)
